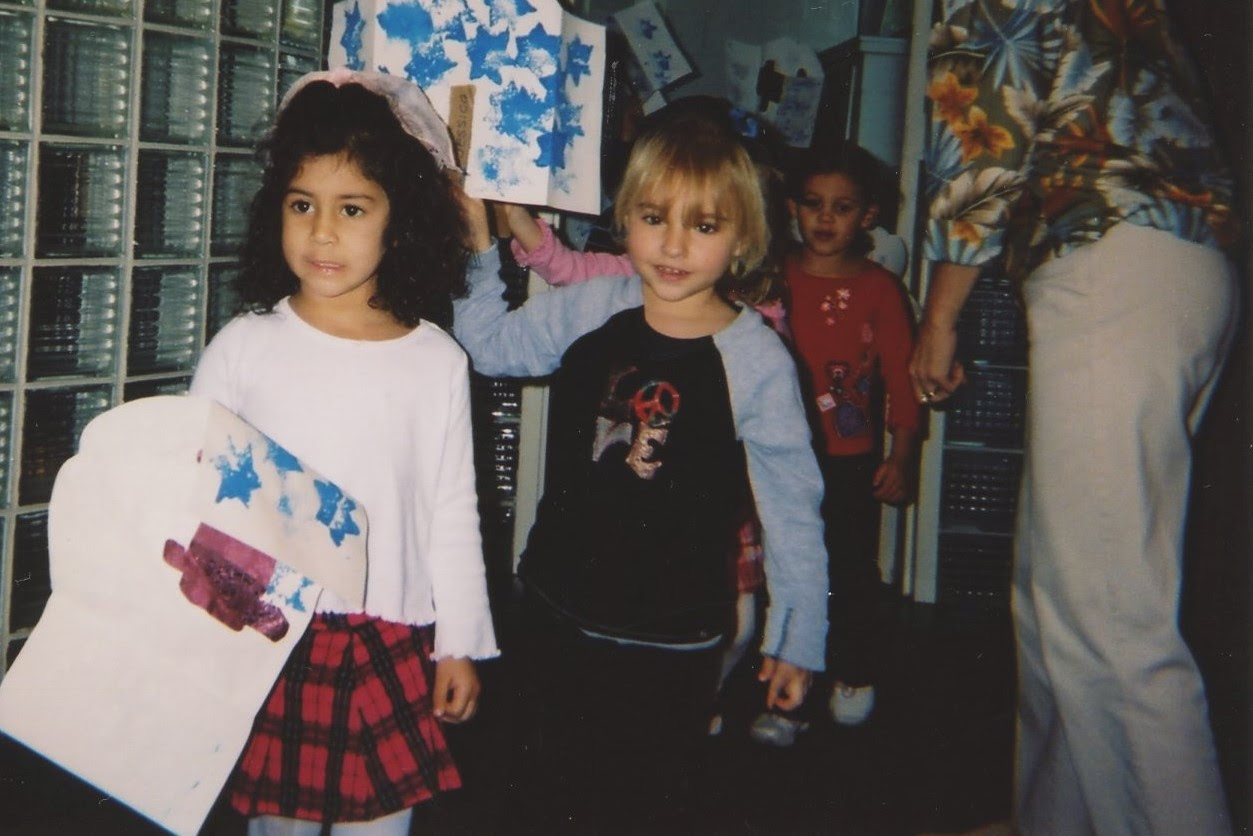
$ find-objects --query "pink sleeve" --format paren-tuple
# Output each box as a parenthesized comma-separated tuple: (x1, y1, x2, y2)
(509, 218, 634, 286)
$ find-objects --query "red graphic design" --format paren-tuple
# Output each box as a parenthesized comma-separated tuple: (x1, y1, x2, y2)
(164, 523, 289, 640)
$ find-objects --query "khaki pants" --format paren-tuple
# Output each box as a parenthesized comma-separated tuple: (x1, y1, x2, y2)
(1013, 223, 1238, 835)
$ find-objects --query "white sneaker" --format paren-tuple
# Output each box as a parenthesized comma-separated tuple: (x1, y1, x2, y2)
(830, 683, 875, 726)
(748, 711, 809, 747)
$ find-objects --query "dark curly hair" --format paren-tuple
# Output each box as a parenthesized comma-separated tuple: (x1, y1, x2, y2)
(236, 80, 470, 328)
(784, 142, 890, 260)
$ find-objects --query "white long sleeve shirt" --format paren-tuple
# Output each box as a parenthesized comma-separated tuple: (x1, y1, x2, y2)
(191, 298, 499, 660)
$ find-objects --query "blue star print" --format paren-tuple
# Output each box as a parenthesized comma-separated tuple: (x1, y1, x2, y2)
(466, 25, 512, 84)
(214, 442, 262, 507)
(341, 1, 366, 70)
(638, 19, 657, 39)
(314, 479, 362, 546)
(565, 36, 594, 86)
(487, 0, 536, 28)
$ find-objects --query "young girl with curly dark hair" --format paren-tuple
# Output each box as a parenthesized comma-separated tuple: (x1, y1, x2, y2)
(191, 69, 498, 835)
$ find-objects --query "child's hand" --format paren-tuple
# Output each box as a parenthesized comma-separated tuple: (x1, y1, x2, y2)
(872, 456, 914, 505)
(432, 656, 480, 724)
(500, 203, 544, 254)
(757, 656, 812, 711)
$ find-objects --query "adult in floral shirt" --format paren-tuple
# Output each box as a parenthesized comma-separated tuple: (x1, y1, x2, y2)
(910, 2, 1239, 834)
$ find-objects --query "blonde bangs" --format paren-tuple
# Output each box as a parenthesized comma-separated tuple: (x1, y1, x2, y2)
(614, 127, 769, 272)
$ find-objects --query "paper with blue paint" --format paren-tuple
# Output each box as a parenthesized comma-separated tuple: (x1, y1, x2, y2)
(725, 37, 825, 148)
(0, 395, 368, 836)
(610, 1, 693, 95)
(329, 0, 606, 215)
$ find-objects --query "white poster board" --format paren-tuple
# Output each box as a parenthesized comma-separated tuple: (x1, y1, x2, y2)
(0, 396, 368, 835)
(329, 0, 606, 215)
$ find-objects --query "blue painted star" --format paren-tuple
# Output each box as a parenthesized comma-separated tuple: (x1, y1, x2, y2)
(265, 439, 303, 478)
(487, 0, 536, 29)
(380, 1, 461, 87)
(651, 50, 673, 76)
(340, 1, 366, 70)
(494, 81, 549, 138)
(516, 21, 563, 81)
(314, 479, 362, 547)
(214, 442, 262, 507)
(638, 18, 657, 39)
(404, 42, 459, 88)
(466, 25, 511, 84)
(565, 36, 594, 87)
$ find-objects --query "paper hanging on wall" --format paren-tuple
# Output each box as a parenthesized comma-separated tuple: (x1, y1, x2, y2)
(329, 0, 606, 215)
(726, 37, 825, 147)
(609, 1, 694, 96)
(0, 396, 368, 836)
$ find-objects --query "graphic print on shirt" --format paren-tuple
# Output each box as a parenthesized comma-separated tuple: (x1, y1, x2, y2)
(814, 285, 877, 439)
(591, 364, 681, 479)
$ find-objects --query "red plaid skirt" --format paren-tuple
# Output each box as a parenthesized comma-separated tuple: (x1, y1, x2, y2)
(228, 613, 460, 823)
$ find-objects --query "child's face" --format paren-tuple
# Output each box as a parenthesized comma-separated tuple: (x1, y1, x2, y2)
(281, 152, 390, 308)
(788, 172, 877, 260)
(623, 188, 742, 309)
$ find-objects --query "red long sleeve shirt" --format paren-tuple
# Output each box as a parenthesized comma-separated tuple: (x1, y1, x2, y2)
(785, 258, 920, 457)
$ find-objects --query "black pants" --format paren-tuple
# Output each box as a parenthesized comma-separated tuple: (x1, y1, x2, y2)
(511, 593, 721, 835)
(820, 453, 883, 686)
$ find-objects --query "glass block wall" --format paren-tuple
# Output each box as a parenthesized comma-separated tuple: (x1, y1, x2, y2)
(0, 0, 326, 676)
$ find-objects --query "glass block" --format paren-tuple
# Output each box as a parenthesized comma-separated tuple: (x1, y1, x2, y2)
(945, 366, 1027, 450)
(211, 155, 261, 256)
(0, 392, 12, 505)
(42, 18, 131, 139)
(144, 0, 214, 29)
(141, 32, 212, 144)
(124, 377, 190, 401)
(939, 448, 1023, 535)
(217, 44, 276, 147)
(19, 386, 112, 505)
(0, 11, 34, 131)
(36, 144, 126, 258)
(0, 141, 27, 258)
(135, 151, 207, 257)
(128, 266, 202, 375)
(279, 50, 319, 100)
(207, 264, 242, 339)
(281, 0, 321, 49)
(12, 512, 49, 632)
(0, 268, 21, 383)
(221, 0, 277, 39)
(47, 0, 133, 15)
(27, 267, 120, 381)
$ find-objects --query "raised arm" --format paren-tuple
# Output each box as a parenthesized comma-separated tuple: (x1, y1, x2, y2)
(504, 210, 635, 286)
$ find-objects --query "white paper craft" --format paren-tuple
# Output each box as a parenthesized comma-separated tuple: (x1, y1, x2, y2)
(329, 0, 606, 215)
(0, 396, 368, 835)
(609, 1, 693, 96)
(726, 37, 825, 147)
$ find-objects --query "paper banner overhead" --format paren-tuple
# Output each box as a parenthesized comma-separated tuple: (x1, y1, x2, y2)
(0, 396, 368, 835)
(329, 0, 606, 215)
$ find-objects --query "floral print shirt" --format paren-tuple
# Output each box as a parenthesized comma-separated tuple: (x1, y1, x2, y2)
(924, 0, 1237, 280)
